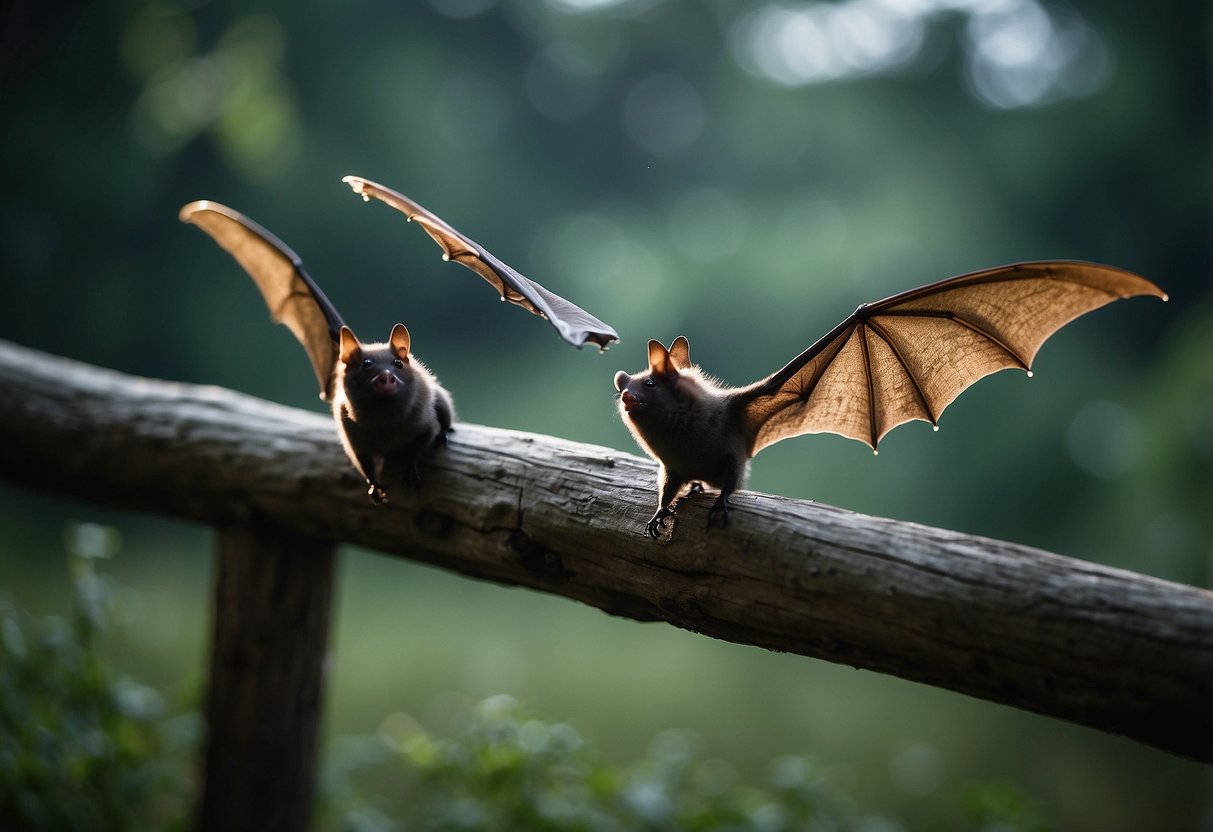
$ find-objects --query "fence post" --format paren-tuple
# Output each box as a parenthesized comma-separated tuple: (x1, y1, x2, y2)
(197, 523, 337, 832)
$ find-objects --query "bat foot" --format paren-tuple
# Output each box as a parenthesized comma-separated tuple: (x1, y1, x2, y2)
(406, 467, 422, 487)
(368, 484, 389, 504)
(646, 508, 674, 539)
(707, 495, 730, 529)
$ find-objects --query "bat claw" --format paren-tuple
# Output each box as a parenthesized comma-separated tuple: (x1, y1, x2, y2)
(369, 484, 389, 505)
(707, 496, 730, 529)
(646, 508, 674, 539)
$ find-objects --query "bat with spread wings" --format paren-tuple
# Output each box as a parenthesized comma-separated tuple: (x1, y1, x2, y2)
(613, 261, 1167, 538)
(180, 199, 454, 504)
(182, 182, 619, 501)
(343, 175, 619, 351)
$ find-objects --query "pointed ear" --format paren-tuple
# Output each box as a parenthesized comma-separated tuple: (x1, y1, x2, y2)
(339, 326, 362, 364)
(389, 323, 411, 359)
(647, 339, 672, 377)
(668, 336, 691, 370)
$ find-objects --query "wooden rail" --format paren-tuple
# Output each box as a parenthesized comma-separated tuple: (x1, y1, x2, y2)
(0, 339, 1209, 828)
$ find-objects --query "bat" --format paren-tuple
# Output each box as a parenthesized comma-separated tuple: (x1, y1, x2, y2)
(613, 261, 1167, 538)
(179, 200, 453, 504)
(342, 175, 620, 351)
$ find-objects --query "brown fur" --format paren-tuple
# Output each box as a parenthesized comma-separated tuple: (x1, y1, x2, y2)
(333, 324, 453, 503)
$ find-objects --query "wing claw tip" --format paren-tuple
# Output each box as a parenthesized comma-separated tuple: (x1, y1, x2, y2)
(178, 200, 208, 223)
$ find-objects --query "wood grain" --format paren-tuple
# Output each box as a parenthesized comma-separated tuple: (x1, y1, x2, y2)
(0, 339, 1209, 762)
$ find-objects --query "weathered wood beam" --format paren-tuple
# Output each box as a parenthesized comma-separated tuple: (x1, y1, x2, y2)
(1, 339, 1210, 762)
(198, 524, 335, 832)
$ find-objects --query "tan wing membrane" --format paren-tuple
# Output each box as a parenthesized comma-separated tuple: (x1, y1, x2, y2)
(746, 261, 1166, 454)
(343, 176, 619, 350)
(179, 201, 344, 398)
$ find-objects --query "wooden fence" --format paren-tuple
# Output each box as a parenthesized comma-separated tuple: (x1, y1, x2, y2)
(1, 339, 1209, 829)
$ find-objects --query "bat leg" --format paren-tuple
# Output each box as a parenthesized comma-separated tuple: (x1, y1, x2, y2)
(378, 432, 435, 490)
(433, 395, 454, 449)
(404, 462, 423, 487)
(647, 468, 686, 539)
(707, 493, 731, 528)
(706, 458, 741, 530)
(352, 450, 390, 504)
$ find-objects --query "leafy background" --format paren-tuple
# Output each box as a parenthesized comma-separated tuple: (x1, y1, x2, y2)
(1, 0, 1210, 828)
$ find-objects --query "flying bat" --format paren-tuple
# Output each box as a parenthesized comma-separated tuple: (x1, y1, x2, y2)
(179, 200, 453, 504)
(613, 261, 1167, 538)
(343, 175, 619, 351)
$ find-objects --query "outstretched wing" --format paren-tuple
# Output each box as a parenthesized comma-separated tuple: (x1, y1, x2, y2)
(180, 200, 345, 399)
(743, 261, 1167, 455)
(342, 175, 619, 351)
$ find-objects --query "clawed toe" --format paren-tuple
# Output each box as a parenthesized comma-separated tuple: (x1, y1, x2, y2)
(645, 508, 674, 539)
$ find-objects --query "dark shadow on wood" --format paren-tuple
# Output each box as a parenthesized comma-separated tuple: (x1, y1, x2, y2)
(198, 523, 336, 832)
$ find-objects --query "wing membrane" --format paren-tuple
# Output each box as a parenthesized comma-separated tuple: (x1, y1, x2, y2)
(745, 261, 1166, 454)
(343, 175, 619, 351)
(180, 201, 344, 398)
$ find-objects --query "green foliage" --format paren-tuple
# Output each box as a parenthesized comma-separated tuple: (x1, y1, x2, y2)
(320, 695, 1055, 832)
(322, 694, 864, 832)
(958, 781, 1054, 832)
(1, 533, 1058, 831)
(0, 524, 194, 831)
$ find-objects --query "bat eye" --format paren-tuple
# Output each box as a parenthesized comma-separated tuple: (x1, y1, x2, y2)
(361, 358, 373, 368)
(393, 359, 404, 368)
(644, 378, 655, 387)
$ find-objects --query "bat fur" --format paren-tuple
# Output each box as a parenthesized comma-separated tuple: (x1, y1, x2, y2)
(615, 262, 1167, 539)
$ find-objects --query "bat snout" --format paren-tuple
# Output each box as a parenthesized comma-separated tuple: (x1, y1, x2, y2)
(619, 389, 646, 413)
(370, 371, 401, 396)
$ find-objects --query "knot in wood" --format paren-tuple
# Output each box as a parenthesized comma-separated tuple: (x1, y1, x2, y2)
(509, 530, 565, 578)
(414, 509, 453, 537)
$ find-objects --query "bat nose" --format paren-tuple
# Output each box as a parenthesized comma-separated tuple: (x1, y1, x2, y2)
(372, 372, 399, 395)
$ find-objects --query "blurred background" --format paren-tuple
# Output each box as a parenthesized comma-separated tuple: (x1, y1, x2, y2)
(1, 0, 1210, 827)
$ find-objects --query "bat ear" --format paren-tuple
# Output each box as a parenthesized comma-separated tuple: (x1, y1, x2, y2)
(614, 371, 630, 392)
(389, 323, 411, 359)
(647, 339, 674, 377)
(339, 326, 362, 364)
(668, 336, 691, 369)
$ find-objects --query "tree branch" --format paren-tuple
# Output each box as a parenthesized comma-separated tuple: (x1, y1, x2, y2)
(0, 339, 1209, 762)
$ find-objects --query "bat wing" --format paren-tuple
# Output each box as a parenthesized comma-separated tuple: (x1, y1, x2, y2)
(343, 175, 619, 351)
(743, 261, 1167, 455)
(180, 200, 345, 399)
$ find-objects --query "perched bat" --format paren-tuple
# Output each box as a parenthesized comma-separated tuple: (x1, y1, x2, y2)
(179, 200, 453, 504)
(614, 261, 1167, 538)
(343, 175, 619, 351)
